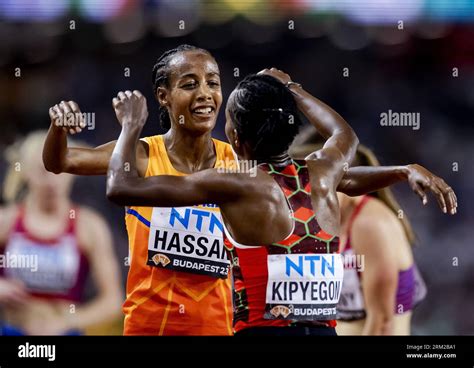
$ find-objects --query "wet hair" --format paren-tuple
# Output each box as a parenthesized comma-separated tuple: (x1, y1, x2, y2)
(151, 44, 212, 130)
(227, 74, 303, 158)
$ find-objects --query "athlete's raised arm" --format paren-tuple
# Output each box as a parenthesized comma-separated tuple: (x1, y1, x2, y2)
(43, 100, 149, 176)
(257, 68, 358, 169)
(257, 68, 359, 235)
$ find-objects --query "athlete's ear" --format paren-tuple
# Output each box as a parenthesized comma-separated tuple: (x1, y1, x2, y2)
(156, 87, 169, 107)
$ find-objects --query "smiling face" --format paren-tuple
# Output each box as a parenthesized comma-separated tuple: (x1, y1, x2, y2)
(156, 51, 222, 136)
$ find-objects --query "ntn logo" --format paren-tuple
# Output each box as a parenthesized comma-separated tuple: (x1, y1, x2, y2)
(285, 255, 337, 277)
(169, 208, 223, 233)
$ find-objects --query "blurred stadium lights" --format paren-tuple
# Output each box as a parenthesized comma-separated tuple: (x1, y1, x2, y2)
(153, 0, 201, 37)
(200, 1, 237, 24)
(0, 0, 472, 50)
(338, 0, 425, 25)
(328, 21, 371, 50)
(78, 0, 130, 22)
(414, 22, 450, 39)
(368, 26, 411, 45)
(1, 0, 474, 25)
(221, 0, 260, 12)
(103, 6, 146, 44)
(0, 0, 474, 24)
(0, 0, 69, 21)
(293, 14, 339, 39)
(217, 0, 280, 25)
(425, 0, 474, 21)
(272, 0, 309, 13)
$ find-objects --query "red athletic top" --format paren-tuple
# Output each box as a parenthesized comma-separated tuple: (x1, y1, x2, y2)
(224, 160, 343, 333)
(0, 206, 89, 302)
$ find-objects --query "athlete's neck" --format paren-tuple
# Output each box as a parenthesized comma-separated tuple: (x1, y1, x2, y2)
(25, 191, 70, 216)
(257, 153, 293, 166)
(164, 129, 216, 173)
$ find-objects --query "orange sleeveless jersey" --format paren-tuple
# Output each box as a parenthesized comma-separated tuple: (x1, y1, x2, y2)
(123, 135, 236, 335)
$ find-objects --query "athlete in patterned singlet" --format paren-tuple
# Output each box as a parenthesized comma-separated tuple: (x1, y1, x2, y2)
(290, 133, 451, 335)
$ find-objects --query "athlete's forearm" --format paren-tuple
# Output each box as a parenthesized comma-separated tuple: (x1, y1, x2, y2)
(289, 85, 358, 166)
(43, 124, 69, 174)
(43, 123, 116, 176)
(338, 165, 409, 196)
(107, 125, 141, 200)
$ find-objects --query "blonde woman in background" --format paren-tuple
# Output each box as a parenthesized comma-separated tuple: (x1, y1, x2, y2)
(290, 129, 451, 335)
(0, 131, 122, 335)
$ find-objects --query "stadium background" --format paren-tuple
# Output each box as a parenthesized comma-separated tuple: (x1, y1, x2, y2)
(0, 0, 472, 334)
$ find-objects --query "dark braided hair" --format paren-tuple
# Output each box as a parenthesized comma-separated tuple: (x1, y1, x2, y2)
(227, 74, 303, 158)
(152, 45, 212, 130)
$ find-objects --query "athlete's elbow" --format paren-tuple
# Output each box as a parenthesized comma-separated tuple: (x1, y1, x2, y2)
(106, 181, 129, 205)
(45, 164, 62, 175)
(311, 177, 332, 198)
(42, 155, 63, 174)
(341, 128, 359, 162)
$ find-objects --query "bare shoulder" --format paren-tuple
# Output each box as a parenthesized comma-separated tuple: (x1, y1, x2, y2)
(353, 197, 403, 232)
(350, 197, 409, 260)
(0, 205, 19, 245)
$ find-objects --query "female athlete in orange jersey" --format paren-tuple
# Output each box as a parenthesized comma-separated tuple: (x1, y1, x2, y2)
(43, 45, 236, 335)
(106, 69, 456, 336)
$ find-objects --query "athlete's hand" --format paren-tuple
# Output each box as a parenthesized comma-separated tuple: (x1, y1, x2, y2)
(257, 67, 293, 85)
(0, 278, 30, 307)
(112, 90, 148, 129)
(49, 100, 87, 135)
(406, 164, 457, 215)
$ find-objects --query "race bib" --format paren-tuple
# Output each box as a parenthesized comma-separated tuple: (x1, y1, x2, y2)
(264, 253, 344, 320)
(147, 205, 230, 278)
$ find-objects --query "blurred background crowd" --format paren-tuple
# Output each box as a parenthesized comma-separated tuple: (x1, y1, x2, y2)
(0, 0, 473, 334)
